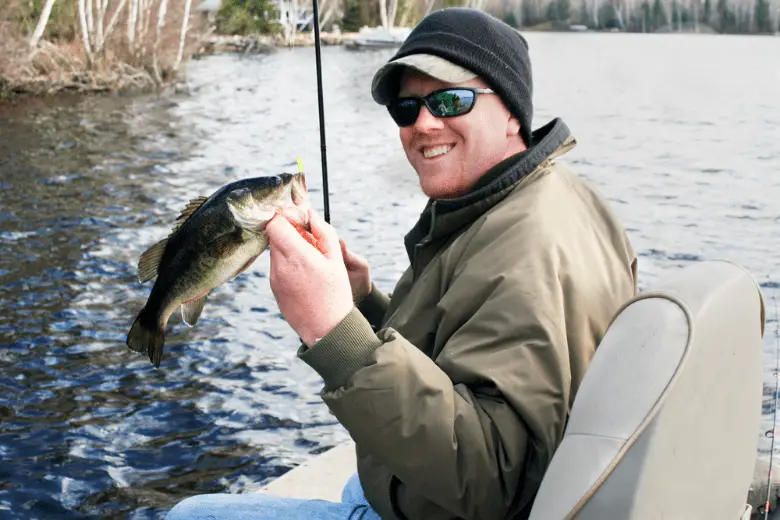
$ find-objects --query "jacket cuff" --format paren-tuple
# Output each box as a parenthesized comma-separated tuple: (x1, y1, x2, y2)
(356, 282, 391, 330)
(298, 308, 383, 391)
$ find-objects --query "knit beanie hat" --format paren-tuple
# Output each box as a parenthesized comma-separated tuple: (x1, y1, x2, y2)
(371, 8, 534, 146)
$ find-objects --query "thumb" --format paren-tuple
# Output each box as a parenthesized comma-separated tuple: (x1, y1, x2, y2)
(309, 209, 342, 260)
(265, 213, 303, 259)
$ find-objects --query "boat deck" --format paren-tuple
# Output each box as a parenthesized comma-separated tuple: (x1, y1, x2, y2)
(259, 440, 356, 501)
(258, 440, 780, 518)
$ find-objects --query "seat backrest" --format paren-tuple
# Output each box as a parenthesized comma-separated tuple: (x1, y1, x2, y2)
(529, 260, 766, 520)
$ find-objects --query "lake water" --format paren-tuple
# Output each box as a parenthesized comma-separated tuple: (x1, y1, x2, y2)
(1, 31, 779, 519)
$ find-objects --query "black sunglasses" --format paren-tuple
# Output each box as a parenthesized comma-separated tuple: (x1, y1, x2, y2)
(387, 87, 495, 127)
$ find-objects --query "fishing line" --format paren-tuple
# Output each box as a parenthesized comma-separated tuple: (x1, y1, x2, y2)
(310, 0, 331, 224)
(765, 280, 780, 519)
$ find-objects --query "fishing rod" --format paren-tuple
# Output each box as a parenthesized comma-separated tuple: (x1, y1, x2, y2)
(765, 281, 780, 520)
(310, 0, 331, 224)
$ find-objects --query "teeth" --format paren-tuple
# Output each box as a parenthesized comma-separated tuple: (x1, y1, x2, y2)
(423, 145, 452, 158)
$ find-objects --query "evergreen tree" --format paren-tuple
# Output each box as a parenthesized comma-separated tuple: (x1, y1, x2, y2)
(548, 0, 572, 22)
(716, 0, 735, 32)
(640, 1, 652, 31)
(652, 0, 667, 29)
(579, 0, 592, 26)
(216, 0, 281, 35)
(703, 0, 712, 25)
(755, 0, 772, 32)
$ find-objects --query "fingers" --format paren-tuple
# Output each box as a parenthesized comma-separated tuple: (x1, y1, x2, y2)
(340, 239, 358, 269)
(340, 239, 366, 269)
(265, 214, 305, 259)
(308, 209, 342, 261)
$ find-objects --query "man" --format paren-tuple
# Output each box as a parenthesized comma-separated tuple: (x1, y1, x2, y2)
(165, 7, 638, 520)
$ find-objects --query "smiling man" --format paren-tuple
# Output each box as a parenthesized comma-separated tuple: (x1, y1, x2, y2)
(385, 70, 527, 202)
(392, 74, 525, 200)
(164, 8, 639, 520)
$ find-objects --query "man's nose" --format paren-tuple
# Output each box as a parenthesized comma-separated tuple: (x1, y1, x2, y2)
(413, 104, 444, 132)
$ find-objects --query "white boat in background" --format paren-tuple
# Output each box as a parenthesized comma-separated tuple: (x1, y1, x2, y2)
(344, 25, 411, 50)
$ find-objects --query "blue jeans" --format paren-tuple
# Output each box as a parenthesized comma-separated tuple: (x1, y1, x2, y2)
(164, 472, 383, 520)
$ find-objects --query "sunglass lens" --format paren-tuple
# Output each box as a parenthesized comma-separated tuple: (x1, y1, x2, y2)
(389, 99, 421, 127)
(427, 89, 476, 117)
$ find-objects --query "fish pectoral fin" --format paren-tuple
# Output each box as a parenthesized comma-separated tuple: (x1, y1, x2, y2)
(181, 294, 208, 327)
(171, 196, 209, 233)
(207, 230, 244, 259)
(137, 238, 169, 283)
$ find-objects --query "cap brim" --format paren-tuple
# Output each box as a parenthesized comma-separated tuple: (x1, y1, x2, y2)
(371, 54, 477, 105)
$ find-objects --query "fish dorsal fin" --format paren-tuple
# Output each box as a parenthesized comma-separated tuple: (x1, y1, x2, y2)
(135, 196, 208, 283)
(137, 238, 169, 283)
(172, 196, 209, 233)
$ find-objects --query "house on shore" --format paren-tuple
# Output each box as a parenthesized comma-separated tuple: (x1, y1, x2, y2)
(196, 0, 312, 31)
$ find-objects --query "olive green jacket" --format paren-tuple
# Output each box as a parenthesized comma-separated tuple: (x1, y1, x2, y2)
(299, 118, 638, 519)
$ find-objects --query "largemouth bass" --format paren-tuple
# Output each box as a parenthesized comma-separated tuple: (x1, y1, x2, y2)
(126, 173, 314, 367)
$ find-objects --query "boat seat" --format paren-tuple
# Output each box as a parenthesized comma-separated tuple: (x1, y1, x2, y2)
(528, 260, 766, 520)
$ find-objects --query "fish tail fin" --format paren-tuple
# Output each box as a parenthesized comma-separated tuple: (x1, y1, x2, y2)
(126, 311, 166, 368)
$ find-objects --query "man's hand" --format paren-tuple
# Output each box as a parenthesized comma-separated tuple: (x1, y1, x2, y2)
(339, 239, 372, 303)
(265, 210, 354, 348)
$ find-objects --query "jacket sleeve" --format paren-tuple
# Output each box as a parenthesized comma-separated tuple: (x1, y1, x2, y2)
(355, 282, 391, 331)
(298, 228, 579, 520)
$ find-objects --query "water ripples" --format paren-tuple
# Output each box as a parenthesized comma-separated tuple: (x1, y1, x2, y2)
(1, 34, 779, 518)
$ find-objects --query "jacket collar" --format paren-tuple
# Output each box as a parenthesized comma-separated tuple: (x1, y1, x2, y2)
(403, 117, 576, 269)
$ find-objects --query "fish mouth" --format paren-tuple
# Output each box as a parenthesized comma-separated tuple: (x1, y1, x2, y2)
(227, 173, 311, 232)
(283, 173, 310, 226)
(289, 173, 308, 207)
(281, 206, 310, 228)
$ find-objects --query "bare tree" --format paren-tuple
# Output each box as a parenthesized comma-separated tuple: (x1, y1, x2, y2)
(96, 0, 128, 53)
(78, 0, 94, 65)
(29, 0, 58, 48)
(399, 0, 434, 26)
(514, 0, 524, 27)
(379, 0, 389, 30)
(174, 0, 192, 70)
(388, 0, 400, 27)
(96, 0, 106, 47)
(8, 0, 204, 95)
(319, 0, 339, 29)
(86, 0, 94, 38)
(128, 0, 139, 49)
(152, 0, 169, 84)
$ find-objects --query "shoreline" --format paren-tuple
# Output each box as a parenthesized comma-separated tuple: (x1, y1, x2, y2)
(0, 32, 355, 101)
(2, 26, 777, 101)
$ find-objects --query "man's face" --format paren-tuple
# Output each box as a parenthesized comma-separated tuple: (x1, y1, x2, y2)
(397, 71, 525, 200)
